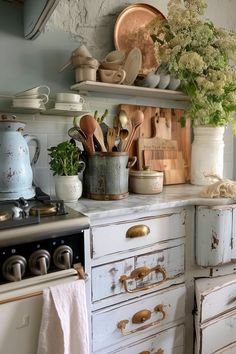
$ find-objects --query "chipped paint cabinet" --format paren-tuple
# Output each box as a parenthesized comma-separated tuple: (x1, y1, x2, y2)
(89, 208, 187, 353)
(196, 205, 236, 267)
(195, 274, 236, 354)
(195, 205, 236, 354)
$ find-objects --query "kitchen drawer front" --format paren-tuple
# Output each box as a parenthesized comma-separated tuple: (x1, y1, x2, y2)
(195, 309, 236, 354)
(214, 342, 236, 354)
(95, 324, 184, 354)
(195, 274, 236, 323)
(92, 242, 184, 302)
(92, 284, 186, 352)
(196, 206, 233, 267)
(91, 210, 186, 258)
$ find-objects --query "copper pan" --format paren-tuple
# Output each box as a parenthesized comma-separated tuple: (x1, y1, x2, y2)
(114, 3, 165, 75)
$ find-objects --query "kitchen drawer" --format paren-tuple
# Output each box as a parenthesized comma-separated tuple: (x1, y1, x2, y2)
(95, 324, 184, 354)
(196, 206, 236, 267)
(195, 274, 236, 323)
(195, 309, 236, 354)
(92, 283, 185, 352)
(92, 241, 184, 302)
(214, 342, 236, 354)
(91, 210, 186, 259)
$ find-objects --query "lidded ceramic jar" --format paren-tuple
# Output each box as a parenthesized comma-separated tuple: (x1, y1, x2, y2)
(129, 167, 164, 194)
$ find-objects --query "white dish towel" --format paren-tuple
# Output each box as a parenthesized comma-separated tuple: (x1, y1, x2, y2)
(37, 280, 89, 354)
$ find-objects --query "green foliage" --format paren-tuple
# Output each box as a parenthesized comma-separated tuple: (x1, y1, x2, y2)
(48, 141, 82, 176)
(148, 0, 236, 129)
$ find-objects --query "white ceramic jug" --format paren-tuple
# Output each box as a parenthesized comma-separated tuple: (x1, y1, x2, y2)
(0, 114, 40, 200)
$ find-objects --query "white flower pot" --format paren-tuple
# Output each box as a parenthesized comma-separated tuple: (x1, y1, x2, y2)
(55, 175, 83, 202)
(191, 126, 225, 185)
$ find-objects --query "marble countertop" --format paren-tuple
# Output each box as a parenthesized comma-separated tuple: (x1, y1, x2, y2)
(67, 184, 236, 223)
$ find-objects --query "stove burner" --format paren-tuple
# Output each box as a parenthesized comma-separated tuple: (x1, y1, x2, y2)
(29, 204, 58, 217)
(0, 212, 11, 222)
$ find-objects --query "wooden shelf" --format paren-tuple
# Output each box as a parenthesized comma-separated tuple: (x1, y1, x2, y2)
(41, 109, 89, 117)
(71, 81, 189, 102)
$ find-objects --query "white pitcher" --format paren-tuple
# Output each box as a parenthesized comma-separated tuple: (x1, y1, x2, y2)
(0, 114, 40, 200)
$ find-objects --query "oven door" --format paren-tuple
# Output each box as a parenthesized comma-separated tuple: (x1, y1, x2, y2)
(0, 269, 82, 354)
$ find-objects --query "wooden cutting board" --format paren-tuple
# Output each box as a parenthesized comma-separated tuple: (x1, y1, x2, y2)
(119, 104, 191, 183)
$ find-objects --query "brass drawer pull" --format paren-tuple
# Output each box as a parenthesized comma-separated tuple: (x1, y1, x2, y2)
(120, 265, 167, 293)
(139, 350, 164, 354)
(117, 304, 166, 336)
(126, 225, 150, 238)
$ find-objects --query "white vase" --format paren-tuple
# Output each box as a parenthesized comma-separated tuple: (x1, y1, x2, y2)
(55, 175, 83, 202)
(191, 126, 225, 185)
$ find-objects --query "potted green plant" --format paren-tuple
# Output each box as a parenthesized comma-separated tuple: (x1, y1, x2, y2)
(148, 0, 236, 185)
(48, 140, 85, 202)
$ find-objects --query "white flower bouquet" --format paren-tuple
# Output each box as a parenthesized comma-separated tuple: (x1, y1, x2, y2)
(147, 0, 236, 130)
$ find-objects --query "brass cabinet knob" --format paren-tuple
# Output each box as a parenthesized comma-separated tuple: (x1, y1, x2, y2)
(126, 224, 150, 238)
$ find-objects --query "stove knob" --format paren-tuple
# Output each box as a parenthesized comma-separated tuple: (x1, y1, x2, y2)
(53, 245, 73, 270)
(2, 255, 26, 282)
(29, 250, 51, 275)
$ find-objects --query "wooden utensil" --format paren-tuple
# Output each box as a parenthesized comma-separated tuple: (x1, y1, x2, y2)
(124, 110, 144, 152)
(79, 114, 97, 153)
(93, 121, 107, 152)
(107, 127, 116, 152)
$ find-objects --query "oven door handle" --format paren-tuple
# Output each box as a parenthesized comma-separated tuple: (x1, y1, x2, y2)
(0, 264, 87, 305)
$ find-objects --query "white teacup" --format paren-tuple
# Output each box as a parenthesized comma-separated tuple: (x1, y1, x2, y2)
(16, 94, 49, 103)
(99, 69, 126, 84)
(104, 50, 125, 64)
(56, 93, 85, 104)
(13, 98, 45, 109)
(72, 45, 92, 58)
(15, 85, 50, 97)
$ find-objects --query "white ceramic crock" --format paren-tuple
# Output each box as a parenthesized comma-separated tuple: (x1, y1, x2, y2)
(55, 175, 83, 202)
(129, 168, 164, 194)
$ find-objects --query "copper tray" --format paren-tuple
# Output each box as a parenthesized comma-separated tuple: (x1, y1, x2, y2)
(114, 3, 165, 76)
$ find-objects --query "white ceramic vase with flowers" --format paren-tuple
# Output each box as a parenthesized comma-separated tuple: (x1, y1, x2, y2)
(148, 0, 236, 185)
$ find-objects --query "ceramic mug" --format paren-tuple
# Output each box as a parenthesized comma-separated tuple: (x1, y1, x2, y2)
(15, 85, 50, 97)
(13, 94, 49, 104)
(104, 50, 125, 64)
(13, 98, 46, 108)
(72, 44, 92, 58)
(99, 69, 126, 84)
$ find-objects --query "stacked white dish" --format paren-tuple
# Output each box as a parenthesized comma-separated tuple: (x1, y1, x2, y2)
(13, 86, 50, 110)
(54, 93, 85, 111)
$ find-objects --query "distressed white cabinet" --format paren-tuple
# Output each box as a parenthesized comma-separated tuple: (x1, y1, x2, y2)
(195, 274, 236, 354)
(196, 205, 236, 266)
(87, 208, 187, 353)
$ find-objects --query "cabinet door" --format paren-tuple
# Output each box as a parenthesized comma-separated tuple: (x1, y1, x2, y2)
(0, 296, 42, 354)
(91, 210, 186, 259)
(196, 206, 233, 266)
(195, 309, 236, 354)
(92, 242, 184, 302)
(95, 324, 184, 354)
(92, 284, 185, 352)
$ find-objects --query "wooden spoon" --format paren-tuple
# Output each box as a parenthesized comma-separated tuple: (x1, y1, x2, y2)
(125, 110, 144, 152)
(79, 115, 97, 153)
(94, 121, 107, 152)
(107, 127, 116, 152)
